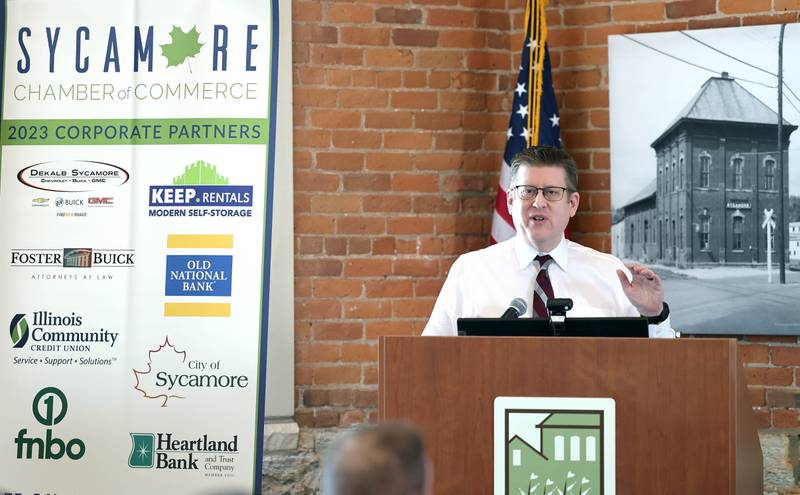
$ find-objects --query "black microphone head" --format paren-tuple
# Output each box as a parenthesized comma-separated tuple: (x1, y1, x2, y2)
(500, 298, 528, 319)
(510, 297, 527, 316)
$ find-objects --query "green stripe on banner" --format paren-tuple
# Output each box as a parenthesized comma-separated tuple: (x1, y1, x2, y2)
(1, 118, 270, 145)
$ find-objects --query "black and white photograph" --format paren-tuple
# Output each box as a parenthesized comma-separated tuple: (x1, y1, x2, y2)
(609, 24, 800, 335)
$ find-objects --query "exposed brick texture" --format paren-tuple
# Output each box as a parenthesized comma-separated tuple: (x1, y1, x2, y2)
(292, 0, 800, 431)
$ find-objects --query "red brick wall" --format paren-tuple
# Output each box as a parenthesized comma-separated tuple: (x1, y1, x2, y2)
(292, 0, 800, 429)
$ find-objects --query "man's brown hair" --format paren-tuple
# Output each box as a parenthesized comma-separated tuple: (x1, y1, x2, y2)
(509, 146, 579, 192)
(322, 423, 427, 495)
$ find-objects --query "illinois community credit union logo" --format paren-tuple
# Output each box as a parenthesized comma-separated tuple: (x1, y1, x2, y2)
(10, 313, 30, 348)
(494, 397, 615, 495)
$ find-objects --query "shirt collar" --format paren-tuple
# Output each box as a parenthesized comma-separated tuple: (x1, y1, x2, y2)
(513, 234, 569, 271)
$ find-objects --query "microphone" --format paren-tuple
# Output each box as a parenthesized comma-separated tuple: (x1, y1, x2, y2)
(500, 298, 527, 319)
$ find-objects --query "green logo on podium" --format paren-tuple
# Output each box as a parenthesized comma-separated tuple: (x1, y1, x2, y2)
(495, 397, 616, 495)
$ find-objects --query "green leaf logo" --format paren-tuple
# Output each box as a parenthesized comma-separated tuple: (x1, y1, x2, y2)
(160, 25, 204, 71)
(10, 313, 29, 348)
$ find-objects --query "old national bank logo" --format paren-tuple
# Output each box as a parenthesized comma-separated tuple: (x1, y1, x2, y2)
(8, 311, 119, 368)
(133, 336, 249, 406)
(494, 397, 616, 495)
(17, 160, 129, 193)
(128, 431, 239, 477)
(163, 234, 233, 317)
(149, 160, 253, 218)
(15, 387, 85, 461)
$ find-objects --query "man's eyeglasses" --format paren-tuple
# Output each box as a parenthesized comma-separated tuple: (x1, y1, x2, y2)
(512, 185, 574, 202)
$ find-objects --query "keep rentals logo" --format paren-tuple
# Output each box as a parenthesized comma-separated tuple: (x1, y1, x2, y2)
(148, 160, 253, 219)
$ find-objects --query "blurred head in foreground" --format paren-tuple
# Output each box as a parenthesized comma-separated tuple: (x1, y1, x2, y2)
(322, 422, 432, 495)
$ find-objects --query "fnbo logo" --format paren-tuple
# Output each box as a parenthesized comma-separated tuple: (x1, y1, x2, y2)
(15, 387, 86, 460)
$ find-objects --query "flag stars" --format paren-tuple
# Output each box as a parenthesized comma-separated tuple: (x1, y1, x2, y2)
(516, 104, 529, 119)
(520, 127, 531, 143)
(507, 127, 514, 140)
(549, 114, 560, 127)
(515, 83, 527, 97)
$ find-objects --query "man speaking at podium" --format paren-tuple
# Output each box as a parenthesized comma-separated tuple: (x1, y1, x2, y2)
(422, 146, 675, 338)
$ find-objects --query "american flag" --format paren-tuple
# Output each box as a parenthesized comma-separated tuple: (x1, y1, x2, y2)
(490, 0, 561, 243)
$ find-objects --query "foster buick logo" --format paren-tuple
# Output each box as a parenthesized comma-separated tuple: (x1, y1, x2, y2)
(18, 160, 129, 193)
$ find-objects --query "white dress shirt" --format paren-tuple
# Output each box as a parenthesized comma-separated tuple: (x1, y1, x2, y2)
(422, 235, 675, 338)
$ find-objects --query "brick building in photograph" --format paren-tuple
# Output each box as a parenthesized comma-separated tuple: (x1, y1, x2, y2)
(617, 73, 796, 267)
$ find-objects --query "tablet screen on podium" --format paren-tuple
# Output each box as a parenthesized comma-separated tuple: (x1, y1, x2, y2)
(456, 317, 649, 337)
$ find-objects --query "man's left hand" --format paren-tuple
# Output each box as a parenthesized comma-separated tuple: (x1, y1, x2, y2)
(616, 263, 664, 317)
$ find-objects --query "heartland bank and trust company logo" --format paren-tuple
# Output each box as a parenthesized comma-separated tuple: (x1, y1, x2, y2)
(128, 432, 239, 478)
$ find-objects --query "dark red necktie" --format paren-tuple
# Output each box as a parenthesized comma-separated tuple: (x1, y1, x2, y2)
(533, 255, 554, 318)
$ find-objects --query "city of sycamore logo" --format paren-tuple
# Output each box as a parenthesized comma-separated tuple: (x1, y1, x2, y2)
(133, 336, 248, 406)
(149, 160, 253, 218)
(494, 397, 616, 495)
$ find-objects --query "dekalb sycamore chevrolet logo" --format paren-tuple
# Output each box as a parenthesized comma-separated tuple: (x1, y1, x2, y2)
(149, 160, 252, 218)
(17, 160, 129, 193)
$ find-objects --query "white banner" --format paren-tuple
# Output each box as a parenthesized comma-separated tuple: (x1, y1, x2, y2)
(0, 1, 277, 493)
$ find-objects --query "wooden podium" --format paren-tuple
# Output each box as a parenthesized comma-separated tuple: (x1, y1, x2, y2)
(379, 336, 762, 494)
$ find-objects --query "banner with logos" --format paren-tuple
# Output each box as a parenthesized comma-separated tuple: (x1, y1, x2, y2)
(0, 1, 278, 493)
